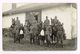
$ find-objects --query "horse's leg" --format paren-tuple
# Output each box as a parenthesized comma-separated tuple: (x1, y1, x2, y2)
(45, 35, 48, 47)
(33, 37, 35, 44)
(35, 35, 37, 44)
(30, 37, 31, 43)
(13, 34, 15, 43)
(14, 37, 16, 43)
(13, 29, 15, 42)
(60, 38, 63, 48)
(56, 34, 59, 47)
(30, 37, 32, 44)
(30, 34, 32, 44)
(37, 36, 40, 45)
(37, 35, 40, 45)
(19, 35, 21, 43)
(61, 40, 63, 47)
(19, 38, 20, 43)
(46, 35, 50, 47)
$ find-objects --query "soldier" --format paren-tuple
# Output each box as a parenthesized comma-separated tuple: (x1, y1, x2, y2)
(51, 18, 55, 26)
(44, 16, 50, 37)
(53, 16, 58, 25)
(38, 28, 45, 45)
(18, 24, 24, 43)
(15, 17, 20, 28)
(44, 16, 50, 28)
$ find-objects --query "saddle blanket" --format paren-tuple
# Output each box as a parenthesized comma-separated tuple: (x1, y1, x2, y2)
(20, 29, 23, 34)
(40, 29, 44, 36)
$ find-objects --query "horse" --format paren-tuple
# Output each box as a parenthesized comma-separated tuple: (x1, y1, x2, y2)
(56, 30, 64, 47)
(13, 24, 24, 43)
(44, 25, 52, 47)
(50, 25, 58, 44)
(29, 25, 36, 44)
(56, 24, 65, 47)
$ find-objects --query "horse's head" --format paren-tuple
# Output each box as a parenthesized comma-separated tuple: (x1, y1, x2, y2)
(12, 18, 15, 25)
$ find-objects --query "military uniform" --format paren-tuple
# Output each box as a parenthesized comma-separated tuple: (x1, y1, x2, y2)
(15, 18, 20, 29)
(51, 18, 55, 26)
(44, 17, 50, 37)
(44, 18, 50, 28)
(16, 24, 24, 43)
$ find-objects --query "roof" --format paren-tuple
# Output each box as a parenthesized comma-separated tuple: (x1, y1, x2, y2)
(3, 3, 76, 16)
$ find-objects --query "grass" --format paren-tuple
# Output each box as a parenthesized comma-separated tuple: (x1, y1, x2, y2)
(3, 36, 77, 51)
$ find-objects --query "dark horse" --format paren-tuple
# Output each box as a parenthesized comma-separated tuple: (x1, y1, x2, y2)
(10, 19, 24, 43)
(14, 25, 24, 43)
(51, 25, 57, 43)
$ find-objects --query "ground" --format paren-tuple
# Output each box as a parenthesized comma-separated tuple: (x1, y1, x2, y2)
(3, 36, 77, 51)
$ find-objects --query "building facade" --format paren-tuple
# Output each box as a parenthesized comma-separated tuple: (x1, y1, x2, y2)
(2, 3, 77, 39)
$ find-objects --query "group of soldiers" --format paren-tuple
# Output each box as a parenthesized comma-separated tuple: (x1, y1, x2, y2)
(10, 16, 66, 48)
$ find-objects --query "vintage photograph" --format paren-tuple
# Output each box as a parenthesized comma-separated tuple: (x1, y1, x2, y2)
(2, 3, 77, 51)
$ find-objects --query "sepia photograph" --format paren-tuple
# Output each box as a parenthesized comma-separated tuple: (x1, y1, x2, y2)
(2, 3, 77, 51)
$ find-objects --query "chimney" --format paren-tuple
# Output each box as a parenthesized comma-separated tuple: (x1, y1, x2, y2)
(12, 3, 16, 9)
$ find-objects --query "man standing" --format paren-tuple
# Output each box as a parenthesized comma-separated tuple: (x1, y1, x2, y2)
(19, 24, 24, 43)
(44, 16, 50, 28)
(53, 16, 58, 25)
(44, 16, 50, 35)
(15, 17, 20, 28)
(14, 17, 20, 43)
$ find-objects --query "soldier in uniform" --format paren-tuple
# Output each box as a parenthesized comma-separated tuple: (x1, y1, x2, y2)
(18, 24, 24, 43)
(51, 18, 55, 26)
(44, 16, 50, 38)
(15, 17, 20, 29)
(44, 16, 50, 28)
(53, 16, 58, 25)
